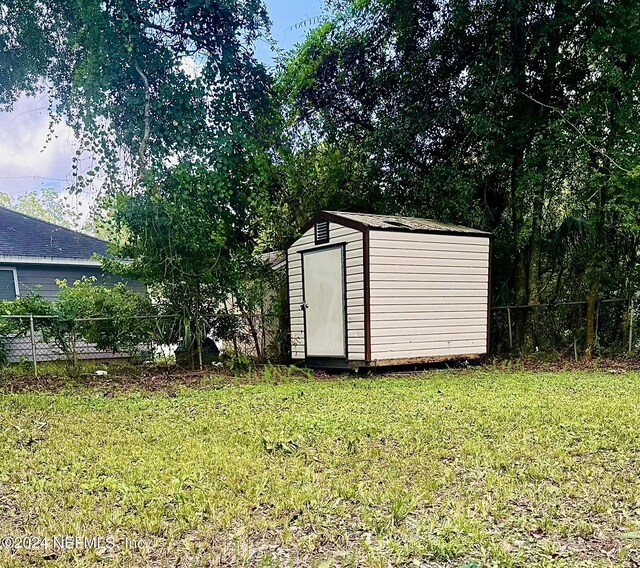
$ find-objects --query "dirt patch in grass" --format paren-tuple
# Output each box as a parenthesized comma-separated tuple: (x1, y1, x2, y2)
(0, 366, 231, 395)
(0, 486, 33, 534)
(2, 356, 638, 396)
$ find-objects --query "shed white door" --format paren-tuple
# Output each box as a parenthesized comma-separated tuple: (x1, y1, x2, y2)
(303, 246, 346, 358)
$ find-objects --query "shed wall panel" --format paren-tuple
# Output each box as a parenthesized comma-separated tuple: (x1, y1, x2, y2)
(369, 231, 490, 361)
(287, 223, 364, 360)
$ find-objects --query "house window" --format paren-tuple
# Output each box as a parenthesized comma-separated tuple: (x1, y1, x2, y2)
(315, 221, 330, 244)
(0, 268, 18, 301)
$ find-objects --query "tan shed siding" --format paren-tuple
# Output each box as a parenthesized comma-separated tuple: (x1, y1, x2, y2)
(369, 231, 490, 360)
(288, 223, 364, 360)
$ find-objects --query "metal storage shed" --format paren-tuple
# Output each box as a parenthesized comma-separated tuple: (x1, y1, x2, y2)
(286, 211, 492, 368)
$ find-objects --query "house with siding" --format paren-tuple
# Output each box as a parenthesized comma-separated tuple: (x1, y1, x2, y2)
(0, 206, 142, 361)
(0, 206, 135, 300)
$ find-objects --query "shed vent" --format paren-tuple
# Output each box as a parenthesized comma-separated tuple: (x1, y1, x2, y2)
(315, 221, 330, 244)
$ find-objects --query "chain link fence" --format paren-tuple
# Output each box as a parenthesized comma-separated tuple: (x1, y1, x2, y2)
(0, 313, 286, 376)
(1, 299, 636, 376)
(490, 298, 637, 357)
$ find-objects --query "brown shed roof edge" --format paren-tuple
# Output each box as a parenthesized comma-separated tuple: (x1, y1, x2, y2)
(301, 211, 491, 237)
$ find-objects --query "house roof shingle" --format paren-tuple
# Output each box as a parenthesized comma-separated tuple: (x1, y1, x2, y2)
(0, 206, 108, 260)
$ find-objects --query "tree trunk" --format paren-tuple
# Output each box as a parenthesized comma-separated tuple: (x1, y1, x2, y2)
(524, 188, 544, 353)
(584, 277, 599, 359)
(510, 149, 528, 352)
(621, 237, 637, 345)
(509, 5, 530, 353)
(246, 315, 262, 361)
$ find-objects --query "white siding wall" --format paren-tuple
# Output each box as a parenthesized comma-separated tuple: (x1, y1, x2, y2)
(288, 223, 365, 361)
(369, 231, 490, 361)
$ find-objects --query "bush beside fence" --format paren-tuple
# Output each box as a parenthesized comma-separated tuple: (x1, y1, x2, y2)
(490, 298, 637, 357)
(0, 313, 283, 376)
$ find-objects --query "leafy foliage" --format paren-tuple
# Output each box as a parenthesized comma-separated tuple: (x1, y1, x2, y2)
(57, 277, 155, 354)
(3, 0, 640, 358)
(102, 162, 278, 362)
(275, 0, 640, 355)
(0, 0, 274, 190)
(1, 1, 280, 358)
(0, 278, 155, 361)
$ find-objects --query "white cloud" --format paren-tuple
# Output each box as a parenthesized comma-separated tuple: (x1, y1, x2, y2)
(0, 93, 100, 221)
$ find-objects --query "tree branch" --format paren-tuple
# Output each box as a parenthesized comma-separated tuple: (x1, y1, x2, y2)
(519, 90, 631, 173)
(134, 61, 151, 187)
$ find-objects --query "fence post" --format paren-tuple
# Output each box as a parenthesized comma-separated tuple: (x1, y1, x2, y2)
(595, 301, 600, 349)
(197, 317, 203, 370)
(629, 298, 634, 357)
(72, 319, 78, 369)
(29, 315, 38, 378)
(507, 307, 513, 350)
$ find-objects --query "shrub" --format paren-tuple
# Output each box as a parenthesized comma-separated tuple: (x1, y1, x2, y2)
(0, 278, 156, 365)
(56, 278, 155, 354)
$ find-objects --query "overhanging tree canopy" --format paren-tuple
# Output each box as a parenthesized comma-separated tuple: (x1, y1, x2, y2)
(2, 0, 274, 185)
(1, 0, 280, 361)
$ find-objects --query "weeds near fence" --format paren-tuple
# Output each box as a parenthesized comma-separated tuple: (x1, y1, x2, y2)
(490, 297, 637, 357)
(0, 297, 636, 377)
(0, 312, 285, 376)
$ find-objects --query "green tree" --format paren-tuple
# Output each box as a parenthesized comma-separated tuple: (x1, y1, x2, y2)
(0, 189, 79, 227)
(1, 0, 281, 363)
(0, 278, 154, 364)
(1, 0, 273, 188)
(277, 0, 640, 355)
(103, 162, 277, 364)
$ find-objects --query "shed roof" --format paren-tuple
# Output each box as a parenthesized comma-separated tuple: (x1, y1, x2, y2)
(308, 211, 490, 236)
(260, 250, 286, 270)
(0, 206, 108, 261)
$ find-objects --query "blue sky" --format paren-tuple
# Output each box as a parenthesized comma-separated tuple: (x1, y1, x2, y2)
(258, 0, 325, 65)
(0, 0, 324, 208)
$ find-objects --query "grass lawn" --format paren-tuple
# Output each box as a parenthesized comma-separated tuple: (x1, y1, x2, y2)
(1, 367, 640, 567)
